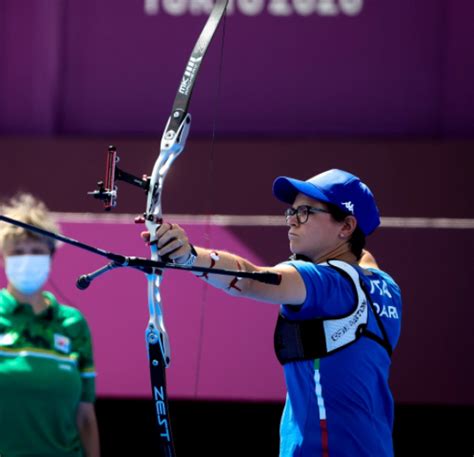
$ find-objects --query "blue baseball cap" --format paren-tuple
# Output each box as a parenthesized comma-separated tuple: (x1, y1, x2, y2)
(273, 169, 380, 235)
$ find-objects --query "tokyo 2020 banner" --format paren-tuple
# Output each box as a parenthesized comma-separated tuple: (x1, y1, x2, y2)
(0, 0, 472, 136)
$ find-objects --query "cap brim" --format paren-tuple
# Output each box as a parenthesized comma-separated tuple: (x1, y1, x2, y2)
(272, 176, 329, 205)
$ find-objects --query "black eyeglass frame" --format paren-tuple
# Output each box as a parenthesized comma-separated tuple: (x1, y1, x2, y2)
(284, 205, 331, 225)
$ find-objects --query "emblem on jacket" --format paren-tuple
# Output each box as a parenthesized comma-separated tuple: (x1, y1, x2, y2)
(0, 332, 15, 346)
(54, 333, 71, 354)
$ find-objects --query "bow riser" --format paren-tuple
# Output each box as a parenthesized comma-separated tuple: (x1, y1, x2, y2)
(144, 112, 193, 367)
(145, 114, 192, 237)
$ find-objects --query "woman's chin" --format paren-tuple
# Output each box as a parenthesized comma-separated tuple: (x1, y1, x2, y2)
(290, 245, 305, 258)
(289, 240, 299, 252)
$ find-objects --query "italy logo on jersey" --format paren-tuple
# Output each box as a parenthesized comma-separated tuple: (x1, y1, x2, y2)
(54, 333, 71, 354)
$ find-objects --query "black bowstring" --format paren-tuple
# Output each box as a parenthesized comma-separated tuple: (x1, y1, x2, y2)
(194, 11, 227, 399)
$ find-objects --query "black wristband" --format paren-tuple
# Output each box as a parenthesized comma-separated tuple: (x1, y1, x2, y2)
(178, 243, 197, 267)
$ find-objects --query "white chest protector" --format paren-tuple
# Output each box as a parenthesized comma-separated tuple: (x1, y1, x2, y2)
(274, 260, 392, 365)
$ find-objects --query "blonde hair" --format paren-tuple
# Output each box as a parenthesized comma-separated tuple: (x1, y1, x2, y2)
(0, 194, 60, 254)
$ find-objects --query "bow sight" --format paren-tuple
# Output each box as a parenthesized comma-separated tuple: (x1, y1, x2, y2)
(88, 145, 150, 213)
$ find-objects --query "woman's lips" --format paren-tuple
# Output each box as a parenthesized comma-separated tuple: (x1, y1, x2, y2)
(288, 232, 298, 240)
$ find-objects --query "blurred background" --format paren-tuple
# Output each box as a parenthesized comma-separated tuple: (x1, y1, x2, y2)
(0, 0, 473, 455)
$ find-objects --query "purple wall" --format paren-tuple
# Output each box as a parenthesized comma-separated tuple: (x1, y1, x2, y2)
(0, 0, 63, 134)
(1, 0, 473, 136)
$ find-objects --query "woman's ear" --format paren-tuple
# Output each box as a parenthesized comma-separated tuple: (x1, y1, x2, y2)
(339, 215, 357, 239)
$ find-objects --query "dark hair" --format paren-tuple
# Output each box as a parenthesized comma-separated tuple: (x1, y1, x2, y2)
(326, 203, 366, 260)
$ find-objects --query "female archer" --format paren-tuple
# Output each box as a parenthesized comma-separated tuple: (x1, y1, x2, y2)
(145, 168, 402, 457)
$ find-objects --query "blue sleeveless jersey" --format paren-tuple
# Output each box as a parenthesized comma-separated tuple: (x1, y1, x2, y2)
(279, 261, 402, 457)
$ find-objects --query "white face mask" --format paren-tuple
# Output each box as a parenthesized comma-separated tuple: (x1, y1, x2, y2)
(5, 255, 51, 295)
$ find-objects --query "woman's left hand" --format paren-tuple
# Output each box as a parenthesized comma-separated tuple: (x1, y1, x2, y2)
(141, 222, 193, 264)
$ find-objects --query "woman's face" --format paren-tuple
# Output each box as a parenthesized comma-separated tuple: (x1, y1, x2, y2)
(2, 237, 52, 296)
(286, 193, 346, 261)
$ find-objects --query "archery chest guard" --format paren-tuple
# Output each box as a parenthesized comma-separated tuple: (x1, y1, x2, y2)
(274, 260, 392, 365)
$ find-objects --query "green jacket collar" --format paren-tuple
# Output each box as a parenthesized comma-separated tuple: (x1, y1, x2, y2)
(0, 289, 58, 319)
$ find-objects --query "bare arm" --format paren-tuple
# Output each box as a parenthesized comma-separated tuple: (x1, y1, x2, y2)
(149, 224, 306, 305)
(193, 246, 306, 305)
(76, 402, 100, 457)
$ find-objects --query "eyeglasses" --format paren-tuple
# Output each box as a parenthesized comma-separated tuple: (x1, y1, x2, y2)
(284, 205, 330, 225)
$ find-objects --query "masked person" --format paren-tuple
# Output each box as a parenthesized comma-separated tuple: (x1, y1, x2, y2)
(145, 169, 402, 457)
(0, 194, 100, 457)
